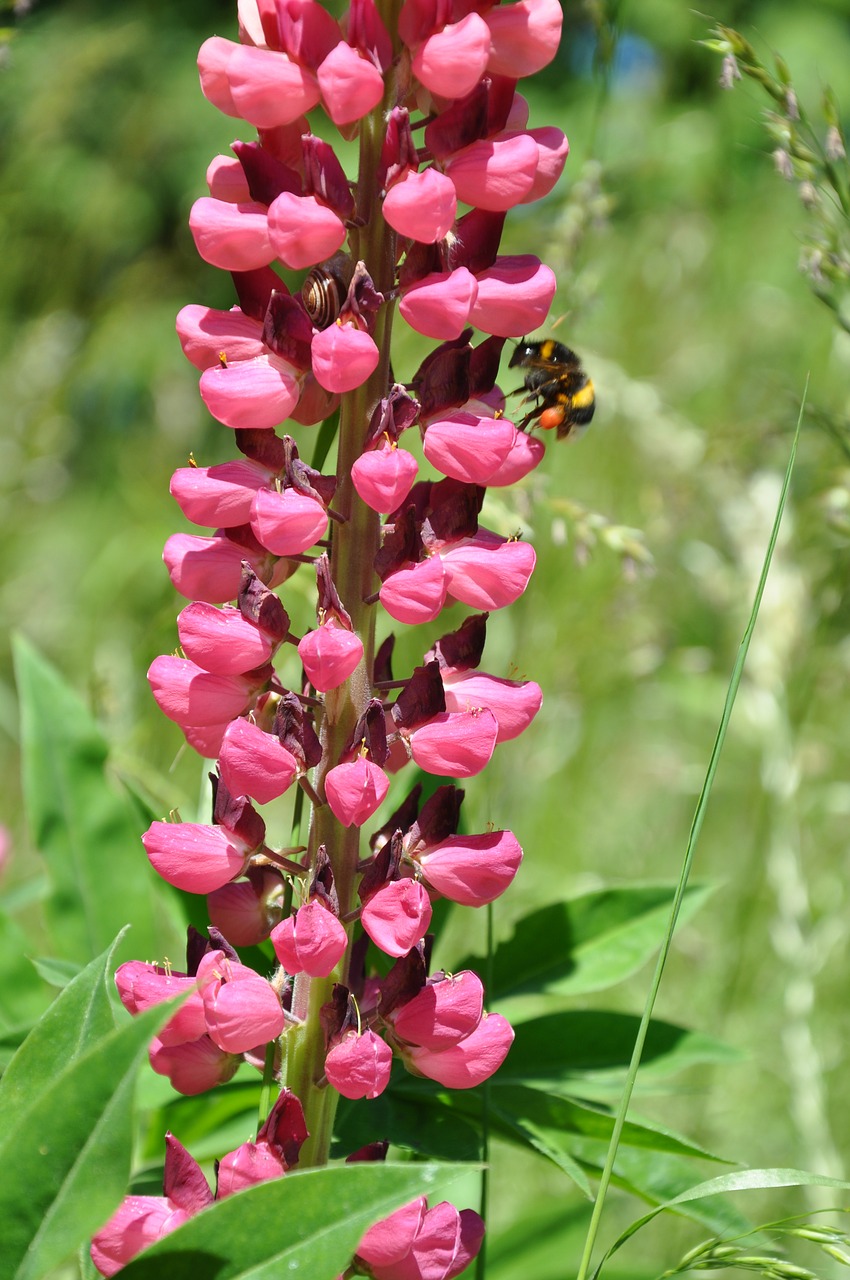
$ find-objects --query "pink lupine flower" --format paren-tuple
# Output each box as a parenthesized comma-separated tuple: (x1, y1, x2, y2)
(382, 168, 457, 244)
(404, 707, 499, 778)
(316, 40, 384, 124)
(484, 0, 564, 78)
(444, 133, 539, 211)
(417, 830, 523, 906)
(170, 459, 273, 528)
(404, 1012, 514, 1088)
(325, 757, 390, 827)
(149, 1033, 241, 1096)
(218, 717, 299, 804)
(486, 428, 546, 486)
(91, 1134, 213, 1277)
(361, 879, 432, 957)
(366, 1200, 484, 1280)
(468, 255, 556, 337)
(422, 411, 517, 485)
(324, 1028, 393, 1099)
(114, 961, 206, 1048)
(176, 304, 265, 369)
(207, 868, 285, 945)
(266, 191, 347, 269)
(311, 322, 380, 393)
(411, 13, 491, 99)
(442, 531, 536, 610)
(351, 441, 419, 513)
(398, 268, 478, 340)
(356, 1197, 427, 1269)
(189, 197, 272, 271)
(440, 671, 542, 743)
(147, 655, 268, 729)
(183, 721, 231, 759)
(379, 556, 448, 625)
(217, 1088, 309, 1196)
(197, 949, 285, 1053)
(142, 820, 254, 894)
(270, 899, 348, 977)
(250, 486, 329, 556)
(298, 619, 364, 692)
(389, 971, 484, 1050)
(177, 602, 280, 675)
(198, 39, 321, 126)
(199, 353, 301, 431)
(162, 529, 283, 604)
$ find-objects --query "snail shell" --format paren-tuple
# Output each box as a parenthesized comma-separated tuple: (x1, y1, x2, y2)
(302, 266, 344, 329)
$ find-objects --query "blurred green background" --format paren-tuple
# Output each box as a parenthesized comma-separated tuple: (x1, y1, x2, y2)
(2, 0, 850, 1275)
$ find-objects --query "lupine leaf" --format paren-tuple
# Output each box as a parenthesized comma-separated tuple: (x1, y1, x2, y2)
(331, 1073, 483, 1163)
(0, 989, 171, 1280)
(13, 634, 181, 964)
(457, 884, 713, 1003)
(0, 908, 52, 1054)
(502, 1010, 738, 1087)
(120, 1163, 476, 1280)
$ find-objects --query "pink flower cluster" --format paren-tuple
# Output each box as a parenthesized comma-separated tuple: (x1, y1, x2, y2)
(99, 0, 567, 1272)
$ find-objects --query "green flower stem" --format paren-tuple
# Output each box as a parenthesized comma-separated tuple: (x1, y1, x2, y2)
(278, 41, 400, 1168)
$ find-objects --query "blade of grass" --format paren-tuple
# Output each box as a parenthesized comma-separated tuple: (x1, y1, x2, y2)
(575, 389, 806, 1280)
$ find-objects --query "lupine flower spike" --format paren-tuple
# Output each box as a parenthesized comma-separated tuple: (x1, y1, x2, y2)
(95, 0, 568, 1272)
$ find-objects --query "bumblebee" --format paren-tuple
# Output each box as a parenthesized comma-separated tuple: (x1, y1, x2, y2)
(509, 338, 595, 439)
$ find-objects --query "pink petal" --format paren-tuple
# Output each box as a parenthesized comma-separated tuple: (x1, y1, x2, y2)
(91, 1197, 188, 1277)
(298, 621, 364, 691)
(445, 134, 538, 211)
(197, 36, 241, 117)
(177, 602, 278, 675)
(399, 268, 477, 339)
(270, 900, 348, 977)
(317, 41, 384, 124)
(227, 44, 321, 127)
(522, 126, 569, 203)
(207, 871, 284, 946)
(412, 13, 490, 99)
(418, 830, 523, 906)
(142, 821, 249, 893)
(325, 1028, 393, 1099)
(250, 487, 329, 556)
(383, 168, 457, 244)
(361, 880, 432, 957)
(267, 192, 347, 270)
(371, 1201, 461, 1280)
(189, 198, 273, 272)
(423, 411, 516, 485)
(390, 971, 484, 1050)
(356, 1198, 427, 1268)
(408, 708, 498, 778)
(147, 655, 259, 727)
(325, 758, 390, 827)
(468, 255, 556, 337)
(485, 429, 545, 486)
(310, 323, 380, 393)
(170, 459, 273, 527)
(405, 1012, 514, 1088)
(441, 671, 542, 743)
(200, 354, 300, 431)
(162, 532, 275, 604)
(176, 305, 265, 370)
(206, 154, 252, 202)
(379, 557, 448, 625)
(485, 0, 563, 78)
(218, 718, 299, 805)
(441, 533, 536, 610)
(351, 442, 419, 513)
(149, 1033, 241, 1096)
(200, 962, 285, 1053)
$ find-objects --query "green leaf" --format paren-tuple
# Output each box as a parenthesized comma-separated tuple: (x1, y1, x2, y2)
(13, 635, 182, 965)
(595, 1167, 850, 1276)
(502, 1011, 738, 1087)
(331, 1069, 483, 1163)
(120, 1162, 475, 1280)
(30, 956, 83, 988)
(0, 976, 172, 1280)
(0, 908, 52, 1044)
(458, 884, 713, 1003)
